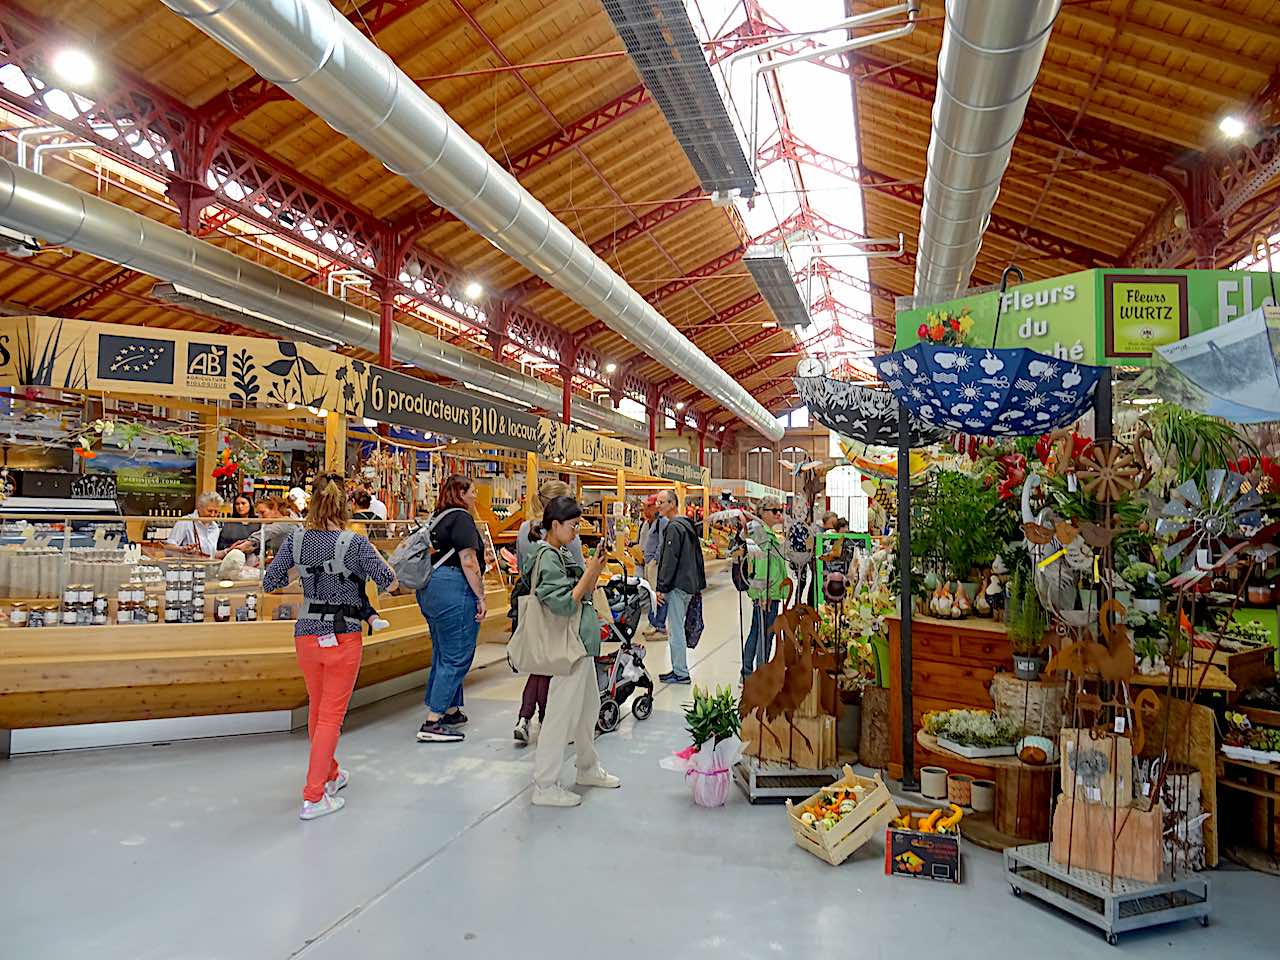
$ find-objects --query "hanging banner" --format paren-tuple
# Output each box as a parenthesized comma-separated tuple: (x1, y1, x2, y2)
(895, 268, 1280, 367)
(364, 367, 541, 452)
(0, 316, 709, 486)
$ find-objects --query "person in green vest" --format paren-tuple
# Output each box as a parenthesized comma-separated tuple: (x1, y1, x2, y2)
(742, 497, 789, 679)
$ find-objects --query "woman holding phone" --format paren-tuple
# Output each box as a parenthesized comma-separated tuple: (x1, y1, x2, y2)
(525, 495, 621, 807)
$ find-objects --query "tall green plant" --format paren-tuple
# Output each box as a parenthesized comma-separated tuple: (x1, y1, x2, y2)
(1006, 568, 1048, 656)
(914, 471, 1007, 581)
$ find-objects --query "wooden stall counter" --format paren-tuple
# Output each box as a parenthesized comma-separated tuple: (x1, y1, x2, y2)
(887, 613, 1013, 781)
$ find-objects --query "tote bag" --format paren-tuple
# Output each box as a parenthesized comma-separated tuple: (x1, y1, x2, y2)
(506, 546, 587, 676)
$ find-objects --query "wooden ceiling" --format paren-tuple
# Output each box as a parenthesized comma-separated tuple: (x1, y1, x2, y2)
(0, 0, 788, 429)
(852, 0, 1280, 333)
(2, 0, 1279, 429)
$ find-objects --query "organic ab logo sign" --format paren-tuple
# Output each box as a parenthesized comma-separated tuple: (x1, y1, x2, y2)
(187, 342, 228, 379)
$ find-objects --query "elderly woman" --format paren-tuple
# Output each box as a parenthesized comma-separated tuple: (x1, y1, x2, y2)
(167, 491, 247, 559)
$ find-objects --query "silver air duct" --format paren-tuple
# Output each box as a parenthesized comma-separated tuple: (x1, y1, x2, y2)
(0, 159, 642, 438)
(915, 0, 1060, 303)
(160, 0, 784, 442)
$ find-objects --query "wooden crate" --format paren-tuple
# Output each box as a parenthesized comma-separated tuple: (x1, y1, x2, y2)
(1050, 795, 1163, 884)
(1194, 644, 1275, 700)
(742, 713, 837, 769)
(785, 767, 899, 866)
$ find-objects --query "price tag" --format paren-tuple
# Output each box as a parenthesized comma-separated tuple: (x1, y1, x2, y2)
(316, 633, 338, 648)
(1114, 716, 1126, 734)
(1086, 786, 1101, 802)
(1141, 783, 1151, 797)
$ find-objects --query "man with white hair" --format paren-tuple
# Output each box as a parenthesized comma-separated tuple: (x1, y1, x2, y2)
(167, 491, 228, 558)
(654, 489, 705, 684)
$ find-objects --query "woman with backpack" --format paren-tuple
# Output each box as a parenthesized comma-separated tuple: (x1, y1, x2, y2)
(414, 475, 487, 744)
(512, 480, 584, 746)
(262, 473, 396, 821)
(523, 496, 620, 807)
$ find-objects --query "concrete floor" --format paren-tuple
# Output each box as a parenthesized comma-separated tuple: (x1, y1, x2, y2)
(4, 579, 1277, 959)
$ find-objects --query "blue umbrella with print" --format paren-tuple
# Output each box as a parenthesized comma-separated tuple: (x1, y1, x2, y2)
(871, 344, 1105, 437)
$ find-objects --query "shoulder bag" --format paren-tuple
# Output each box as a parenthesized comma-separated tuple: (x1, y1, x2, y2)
(506, 545, 587, 676)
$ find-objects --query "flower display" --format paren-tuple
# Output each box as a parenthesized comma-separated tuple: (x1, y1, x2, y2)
(917, 307, 973, 346)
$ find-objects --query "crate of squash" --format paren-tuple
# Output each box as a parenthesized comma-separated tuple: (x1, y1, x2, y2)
(885, 806, 964, 883)
(785, 766, 899, 866)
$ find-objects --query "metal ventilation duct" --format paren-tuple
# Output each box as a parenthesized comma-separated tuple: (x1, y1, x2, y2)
(743, 246, 809, 329)
(915, 0, 1060, 303)
(0, 159, 642, 439)
(602, 0, 755, 199)
(161, 0, 782, 441)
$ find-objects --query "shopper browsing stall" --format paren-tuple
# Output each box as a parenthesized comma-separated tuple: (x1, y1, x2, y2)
(262, 473, 396, 821)
(512, 480, 583, 746)
(524, 495, 621, 807)
(654, 489, 705, 685)
(415, 474, 486, 744)
(350, 489, 378, 521)
(742, 498, 788, 679)
(638, 496, 668, 635)
(218, 495, 257, 551)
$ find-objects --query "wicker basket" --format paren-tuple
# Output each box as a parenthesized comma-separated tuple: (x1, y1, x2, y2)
(785, 766, 899, 866)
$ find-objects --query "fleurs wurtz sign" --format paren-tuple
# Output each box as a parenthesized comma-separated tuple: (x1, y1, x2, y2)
(363, 367, 542, 452)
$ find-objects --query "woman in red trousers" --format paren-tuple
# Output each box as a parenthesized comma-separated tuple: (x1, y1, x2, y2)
(263, 473, 396, 820)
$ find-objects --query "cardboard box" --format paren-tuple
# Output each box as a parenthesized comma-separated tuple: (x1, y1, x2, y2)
(885, 808, 961, 883)
(1060, 729, 1132, 807)
(742, 713, 836, 769)
(1050, 795, 1163, 884)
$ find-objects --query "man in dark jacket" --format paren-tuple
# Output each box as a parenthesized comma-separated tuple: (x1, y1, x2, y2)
(654, 489, 706, 684)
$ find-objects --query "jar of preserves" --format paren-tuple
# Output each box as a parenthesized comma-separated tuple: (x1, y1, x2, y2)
(10, 602, 28, 627)
(28, 606, 45, 628)
(215, 597, 231, 623)
(145, 598, 159, 623)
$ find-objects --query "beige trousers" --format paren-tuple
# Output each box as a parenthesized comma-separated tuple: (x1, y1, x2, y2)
(532, 654, 600, 790)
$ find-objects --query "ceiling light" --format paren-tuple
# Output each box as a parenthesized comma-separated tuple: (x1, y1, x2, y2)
(52, 48, 95, 86)
(762, 321, 778, 328)
(463, 281, 484, 300)
(362, 417, 378, 428)
(604, 362, 617, 374)
(1219, 115, 1247, 139)
(1127, 397, 1161, 406)
(675, 401, 685, 411)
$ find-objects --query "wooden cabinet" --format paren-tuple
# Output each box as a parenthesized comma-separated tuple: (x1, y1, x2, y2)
(886, 613, 1013, 780)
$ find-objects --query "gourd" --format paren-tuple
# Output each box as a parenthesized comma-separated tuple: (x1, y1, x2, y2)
(919, 808, 943, 833)
(938, 803, 964, 831)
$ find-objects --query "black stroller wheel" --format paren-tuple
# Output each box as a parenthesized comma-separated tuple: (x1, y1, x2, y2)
(597, 698, 621, 733)
(632, 695, 653, 721)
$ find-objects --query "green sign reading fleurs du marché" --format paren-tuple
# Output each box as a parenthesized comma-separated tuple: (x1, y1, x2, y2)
(895, 269, 1280, 367)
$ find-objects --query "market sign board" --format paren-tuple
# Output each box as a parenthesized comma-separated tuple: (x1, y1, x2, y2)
(895, 268, 1280, 367)
(0, 316, 708, 487)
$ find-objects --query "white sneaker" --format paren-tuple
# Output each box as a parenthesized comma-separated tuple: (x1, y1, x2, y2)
(576, 765, 621, 789)
(529, 719, 541, 744)
(300, 794, 345, 820)
(531, 785, 582, 807)
(513, 718, 529, 746)
(325, 768, 349, 796)
(369, 617, 390, 632)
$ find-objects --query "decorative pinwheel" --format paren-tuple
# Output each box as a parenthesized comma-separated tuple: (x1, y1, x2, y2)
(1155, 470, 1263, 572)
(1076, 441, 1142, 503)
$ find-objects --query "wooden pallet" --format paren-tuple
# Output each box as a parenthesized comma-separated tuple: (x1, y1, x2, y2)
(785, 766, 899, 866)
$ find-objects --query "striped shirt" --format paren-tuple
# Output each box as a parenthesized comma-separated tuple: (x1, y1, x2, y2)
(263, 528, 394, 637)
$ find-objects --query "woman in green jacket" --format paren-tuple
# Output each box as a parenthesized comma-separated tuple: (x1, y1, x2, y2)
(526, 496, 622, 807)
(742, 499, 789, 679)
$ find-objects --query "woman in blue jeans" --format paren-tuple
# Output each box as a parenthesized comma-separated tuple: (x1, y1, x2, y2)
(415, 475, 487, 744)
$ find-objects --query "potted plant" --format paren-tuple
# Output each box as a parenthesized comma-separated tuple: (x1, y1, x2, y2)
(1122, 561, 1167, 614)
(677, 686, 744, 807)
(1007, 567, 1049, 680)
(684, 684, 740, 748)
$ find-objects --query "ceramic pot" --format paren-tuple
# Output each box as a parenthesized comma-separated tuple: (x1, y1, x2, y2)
(947, 773, 974, 807)
(1012, 654, 1046, 681)
(921, 765, 949, 800)
(971, 779, 996, 813)
(1134, 598, 1161, 614)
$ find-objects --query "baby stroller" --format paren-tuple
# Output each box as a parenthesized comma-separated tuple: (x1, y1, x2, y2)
(595, 573, 655, 732)
(601, 572, 652, 642)
(595, 631, 654, 732)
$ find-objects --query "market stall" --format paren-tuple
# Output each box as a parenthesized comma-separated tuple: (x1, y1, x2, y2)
(0, 315, 709, 754)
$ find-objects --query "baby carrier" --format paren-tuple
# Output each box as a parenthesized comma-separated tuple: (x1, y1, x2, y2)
(287, 528, 378, 634)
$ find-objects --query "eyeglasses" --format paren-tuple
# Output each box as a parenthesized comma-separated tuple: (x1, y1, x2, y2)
(765, 507, 783, 513)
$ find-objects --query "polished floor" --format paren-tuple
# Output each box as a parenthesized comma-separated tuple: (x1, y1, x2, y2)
(5, 578, 1277, 959)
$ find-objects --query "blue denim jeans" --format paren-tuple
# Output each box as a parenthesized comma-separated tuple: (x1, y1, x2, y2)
(417, 565, 480, 714)
(644, 560, 667, 629)
(742, 599, 779, 679)
(665, 588, 691, 679)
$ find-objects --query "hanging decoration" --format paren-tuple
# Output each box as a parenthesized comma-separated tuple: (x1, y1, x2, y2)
(1155, 470, 1264, 573)
(872, 344, 1105, 436)
(793, 375, 947, 447)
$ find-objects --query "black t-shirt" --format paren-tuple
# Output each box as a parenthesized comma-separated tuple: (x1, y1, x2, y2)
(352, 510, 377, 521)
(429, 508, 482, 568)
